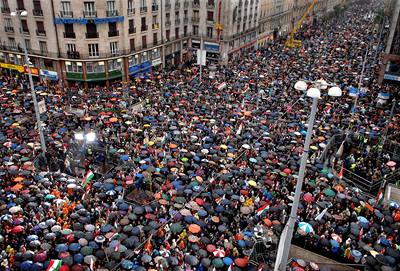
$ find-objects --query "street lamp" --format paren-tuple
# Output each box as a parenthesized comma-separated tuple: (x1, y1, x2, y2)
(11, 10, 47, 153)
(274, 80, 342, 271)
(74, 132, 96, 143)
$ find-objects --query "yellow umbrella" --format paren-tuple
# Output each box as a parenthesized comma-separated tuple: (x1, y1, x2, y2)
(248, 180, 257, 187)
(148, 141, 155, 146)
(220, 144, 228, 150)
(310, 146, 318, 151)
(125, 121, 132, 125)
(143, 124, 151, 128)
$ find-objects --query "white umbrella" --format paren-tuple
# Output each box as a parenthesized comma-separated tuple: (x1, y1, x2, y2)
(9, 206, 22, 214)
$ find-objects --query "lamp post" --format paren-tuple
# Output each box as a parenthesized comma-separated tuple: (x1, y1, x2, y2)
(11, 10, 47, 153)
(274, 80, 342, 271)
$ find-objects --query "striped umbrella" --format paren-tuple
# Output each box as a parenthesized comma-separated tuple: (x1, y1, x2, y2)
(298, 222, 313, 234)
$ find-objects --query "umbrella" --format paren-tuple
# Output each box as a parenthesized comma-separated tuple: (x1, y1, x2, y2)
(184, 255, 199, 266)
(212, 258, 224, 268)
(188, 224, 201, 234)
(323, 188, 336, 197)
(170, 223, 183, 233)
(303, 193, 314, 203)
(213, 248, 225, 258)
(298, 222, 313, 234)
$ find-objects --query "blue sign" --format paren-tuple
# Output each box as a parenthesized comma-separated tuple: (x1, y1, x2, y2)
(384, 73, 400, 82)
(128, 65, 140, 75)
(204, 42, 220, 52)
(141, 61, 152, 72)
(40, 70, 58, 81)
(54, 16, 124, 25)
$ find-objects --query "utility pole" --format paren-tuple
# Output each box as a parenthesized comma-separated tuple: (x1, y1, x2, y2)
(199, 32, 203, 82)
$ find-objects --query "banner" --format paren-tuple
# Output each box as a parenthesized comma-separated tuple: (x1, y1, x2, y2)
(197, 50, 206, 66)
(0, 62, 24, 73)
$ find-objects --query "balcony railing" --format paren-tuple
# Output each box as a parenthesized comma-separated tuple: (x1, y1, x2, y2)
(165, 20, 171, 27)
(22, 29, 30, 34)
(83, 10, 97, 18)
(33, 9, 43, 16)
(175, 18, 181, 24)
(141, 25, 148, 32)
(207, 3, 215, 9)
(4, 26, 14, 33)
(36, 30, 46, 36)
(192, 17, 200, 23)
(63, 32, 76, 39)
(175, 2, 181, 9)
(85, 32, 99, 39)
(152, 5, 158, 12)
(108, 30, 119, 37)
(128, 27, 136, 34)
(192, 1, 200, 9)
(1, 7, 10, 13)
(127, 8, 135, 15)
(183, 17, 189, 24)
(60, 10, 73, 17)
(165, 3, 171, 9)
(106, 10, 118, 17)
(140, 6, 148, 13)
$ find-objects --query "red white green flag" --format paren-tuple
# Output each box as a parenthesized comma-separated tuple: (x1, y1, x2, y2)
(256, 203, 270, 216)
(376, 190, 384, 205)
(81, 170, 94, 187)
(46, 260, 62, 271)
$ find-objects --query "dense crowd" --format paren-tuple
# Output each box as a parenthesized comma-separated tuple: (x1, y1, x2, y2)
(0, 1, 399, 271)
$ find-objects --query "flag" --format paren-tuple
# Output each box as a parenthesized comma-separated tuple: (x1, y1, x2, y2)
(108, 232, 120, 240)
(46, 260, 62, 271)
(337, 163, 344, 179)
(359, 226, 364, 239)
(324, 103, 332, 114)
(376, 190, 384, 205)
(81, 170, 94, 187)
(315, 208, 328, 221)
(105, 208, 110, 223)
(215, 197, 222, 205)
(81, 186, 91, 201)
(256, 203, 270, 216)
(227, 264, 234, 271)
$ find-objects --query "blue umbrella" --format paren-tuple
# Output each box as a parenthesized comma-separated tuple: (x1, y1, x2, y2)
(238, 240, 246, 247)
(122, 260, 134, 270)
(27, 235, 39, 242)
(20, 260, 33, 271)
(131, 227, 140, 236)
(330, 239, 339, 247)
(215, 206, 225, 213)
(100, 224, 113, 233)
(223, 257, 233, 265)
(69, 243, 81, 252)
(73, 253, 84, 264)
(198, 210, 207, 217)
(56, 244, 68, 252)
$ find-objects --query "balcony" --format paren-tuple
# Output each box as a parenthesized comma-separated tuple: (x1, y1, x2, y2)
(207, 3, 215, 9)
(106, 10, 118, 17)
(192, 17, 200, 23)
(85, 32, 99, 39)
(183, 17, 189, 24)
(36, 30, 46, 36)
(140, 6, 148, 13)
(108, 30, 119, 37)
(175, 2, 180, 9)
(175, 18, 181, 25)
(141, 25, 148, 32)
(22, 29, 30, 34)
(128, 27, 136, 34)
(184, 1, 189, 8)
(1, 7, 10, 13)
(60, 10, 73, 17)
(152, 23, 159, 30)
(33, 9, 43, 16)
(192, 1, 200, 9)
(152, 5, 158, 12)
(67, 51, 80, 59)
(63, 32, 76, 39)
(4, 26, 14, 33)
(110, 51, 120, 57)
(165, 2, 171, 10)
(83, 10, 97, 18)
(127, 8, 135, 15)
(165, 20, 171, 27)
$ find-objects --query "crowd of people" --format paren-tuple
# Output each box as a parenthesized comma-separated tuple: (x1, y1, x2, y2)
(0, 0, 399, 271)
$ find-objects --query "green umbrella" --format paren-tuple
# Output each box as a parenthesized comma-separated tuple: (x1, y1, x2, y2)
(212, 258, 224, 268)
(324, 188, 336, 197)
(162, 193, 170, 201)
(321, 169, 329, 174)
(170, 223, 183, 234)
(109, 148, 117, 154)
(181, 157, 189, 162)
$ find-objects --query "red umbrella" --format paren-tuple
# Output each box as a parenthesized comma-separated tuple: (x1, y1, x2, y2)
(283, 168, 291, 175)
(303, 193, 314, 203)
(59, 265, 70, 271)
(71, 264, 84, 271)
(234, 257, 248, 267)
(206, 244, 216, 253)
(11, 225, 24, 234)
(195, 198, 204, 206)
(34, 252, 47, 262)
(213, 248, 225, 258)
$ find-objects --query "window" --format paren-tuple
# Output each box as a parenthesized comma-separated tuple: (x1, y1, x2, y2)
(16, 0, 24, 10)
(86, 61, 104, 73)
(141, 17, 146, 27)
(39, 41, 47, 53)
(65, 61, 83, 73)
(175, 27, 179, 39)
(65, 23, 74, 34)
(208, 0, 214, 5)
(36, 21, 45, 34)
(130, 38, 135, 51)
(207, 27, 213, 38)
(153, 33, 157, 45)
(61, 1, 71, 12)
(207, 11, 214, 21)
(142, 52, 148, 62)
(152, 48, 160, 59)
(107, 0, 115, 11)
(193, 25, 198, 35)
(21, 19, 29, 33)
(84, 2, 95, 11)
(8, 38, 16, 49)
(67, 43, 76, 52)
(1, 0, 9, 9)
(184, 10, 188, 19)
(33, 0, 42, 11)
(152, 15, 157, 24)
(108, 22, 118, 36)
(110, 41, 118, 56)
(88, 43, 99, 57)
(129, 19, 135, 33)
(24, 39, 31, 50)
(108, 59, 121, 71)
(184, 25, 187, 36)
(128, 0, 134, 13)
(4, 18, 11, 27)
(142, 36, 147, 48)
(140, 0, 146, 8)
(86, 23, 97, 33)
(128, 55, 139, 66)
(166, 29, 170, 41)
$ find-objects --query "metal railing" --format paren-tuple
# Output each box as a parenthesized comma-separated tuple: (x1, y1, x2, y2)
(60, 10, 73, 17)
(33, 9, 43, 16)
(108, 30, 119, 37)
(106, 10, 118, 17)
(83, 10, 97, 18)
(1, 7, 10, 13)
(127, 8, 135, 15)
(64, 32, 76, 39)
(36, 30, 46, 36)
(140, 6, 148, 13)
(128, 27, 136, 34)
(85, 32, 99, 39)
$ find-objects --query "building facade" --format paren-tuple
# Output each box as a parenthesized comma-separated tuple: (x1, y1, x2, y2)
(0, 0, 343, 86)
